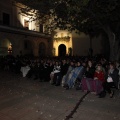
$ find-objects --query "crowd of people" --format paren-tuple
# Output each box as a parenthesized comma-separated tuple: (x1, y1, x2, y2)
(0, 54, 120, 98)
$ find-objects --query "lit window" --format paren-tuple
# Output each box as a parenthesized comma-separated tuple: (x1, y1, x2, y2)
(24, 19, 29, 29)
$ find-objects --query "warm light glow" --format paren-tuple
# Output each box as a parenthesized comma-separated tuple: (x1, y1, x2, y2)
(16, 4, 39, 31)
(8, 43, 12, 54)
(53, 31, 72, 56)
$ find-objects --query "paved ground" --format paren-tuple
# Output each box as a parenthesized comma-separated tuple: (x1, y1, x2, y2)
(0, 70, 120, 120)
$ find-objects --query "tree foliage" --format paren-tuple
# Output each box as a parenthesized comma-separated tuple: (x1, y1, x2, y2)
(15, 0, 120, 60)
(15, 0, 120, 34)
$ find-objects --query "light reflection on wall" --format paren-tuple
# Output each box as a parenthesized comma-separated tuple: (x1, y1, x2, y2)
(8, 43, 12, 54)
(0, 39, 12, 55)
(16, 5, 38, 31)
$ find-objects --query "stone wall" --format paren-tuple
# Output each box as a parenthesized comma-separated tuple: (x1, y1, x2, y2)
(0, 31, 50, 57)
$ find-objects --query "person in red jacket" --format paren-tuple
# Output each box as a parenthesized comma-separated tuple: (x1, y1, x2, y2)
(93, 64, 105, 94)
(82, 63, 105, 94)
(94, 64, 105, 83)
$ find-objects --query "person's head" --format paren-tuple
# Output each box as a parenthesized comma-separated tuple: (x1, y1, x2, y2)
(82, 62, 87, 67)
(115, 61, 120, 68)
(77, 61, 81, 66)
(75, 62, 78, 67)
(70, 61, 74, 66)
(109, 62, 115, 69)
(58, 61, 62, 65)
(55, 61, 59, 66)
(52, 60, 55, 65)
(49, 61, 53, 65)
(96, 64, 102, 71)
(88, 60, 92, 67)
(62, 59, 66, 64)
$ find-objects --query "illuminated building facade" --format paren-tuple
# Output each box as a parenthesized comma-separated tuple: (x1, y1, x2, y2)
(0, 0, 105, 57)
(0, 0, 51, 57)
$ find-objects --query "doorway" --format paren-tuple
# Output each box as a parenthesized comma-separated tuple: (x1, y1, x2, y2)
(58, 44, 66, 56)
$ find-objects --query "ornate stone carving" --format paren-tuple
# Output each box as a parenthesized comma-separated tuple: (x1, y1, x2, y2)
(53, 36, 70, 42)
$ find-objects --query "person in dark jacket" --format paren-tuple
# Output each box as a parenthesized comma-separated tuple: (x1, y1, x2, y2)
(102, 62, 119, 98)
(85, 60, 95, 79)
(52, 60, 69, 86)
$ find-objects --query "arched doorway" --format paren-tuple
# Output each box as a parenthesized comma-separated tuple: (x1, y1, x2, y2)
(39, 42, 46, 57)
(58, 44, 66, 56)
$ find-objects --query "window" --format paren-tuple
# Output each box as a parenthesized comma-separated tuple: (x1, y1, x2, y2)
(40, 24, 43, 33)
(2, 12, 10, 25)
(24, 19, 29, 29)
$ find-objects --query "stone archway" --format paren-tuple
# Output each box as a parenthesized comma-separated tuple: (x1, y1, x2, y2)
(39, 42, 46, 57)
(58, 44, 66, 56)
(0, 39, 12, 56)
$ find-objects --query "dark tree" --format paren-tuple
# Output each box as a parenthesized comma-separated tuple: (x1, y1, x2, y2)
(15, 0, 120, 60)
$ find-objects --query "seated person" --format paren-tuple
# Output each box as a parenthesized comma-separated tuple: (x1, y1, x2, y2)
(62, 60, 75, 87)
(65, 61, 84, 89)
(50, 61, 61, 85)
(93, 64, 105, 94)
(53, 59, 69, 86)
(81, 60, 95, 92)
(102, 62, 119, 98)
(82, 63, 105, 94)
(84, 60, 95, 79)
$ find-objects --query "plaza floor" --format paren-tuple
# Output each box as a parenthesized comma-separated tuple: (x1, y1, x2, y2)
(0, 70, 120, 120)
